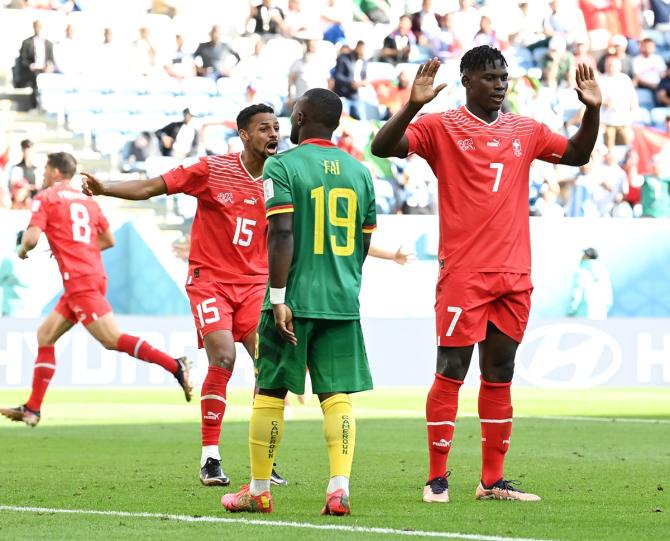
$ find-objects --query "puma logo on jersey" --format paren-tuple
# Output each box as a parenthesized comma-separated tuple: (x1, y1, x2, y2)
(217, 192, 234, 205)
(458, 138, 475, 152)
(486, 139, 500, 148)
(244, 196, 257, 205)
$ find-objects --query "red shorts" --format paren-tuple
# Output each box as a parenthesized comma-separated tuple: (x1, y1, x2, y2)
(55, 274, 112, 326)
(185, 281, 266, 348)
(435, 272, 533, 347)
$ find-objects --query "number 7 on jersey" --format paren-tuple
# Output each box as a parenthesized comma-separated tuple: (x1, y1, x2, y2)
(490, 163, 504, 192)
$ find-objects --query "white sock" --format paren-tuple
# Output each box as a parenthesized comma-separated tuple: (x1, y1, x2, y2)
(250, 478, 271, 496)
(201, 445, 220, 467)
(327, 475, 349, 495)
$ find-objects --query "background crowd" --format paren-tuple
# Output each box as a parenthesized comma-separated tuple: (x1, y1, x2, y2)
(1, 0, 670, 218)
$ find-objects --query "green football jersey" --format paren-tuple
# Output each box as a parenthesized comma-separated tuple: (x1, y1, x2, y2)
(263, 139, 377, 319)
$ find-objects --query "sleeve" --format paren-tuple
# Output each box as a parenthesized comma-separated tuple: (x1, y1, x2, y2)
(28, 192, 48, 230)
(532, 120, 569, 164)
(264, 157, 294, 217)
(96, 204, 110, 234)
(405, 113, 439, 160)
(161, 157, 210, 197)
(362, 169, 377, 234)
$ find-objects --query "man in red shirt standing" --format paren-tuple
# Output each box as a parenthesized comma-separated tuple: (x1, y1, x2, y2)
(372, 46, 602, 502)
(81, 104, 286, 488)
(1, 152, 192, 428)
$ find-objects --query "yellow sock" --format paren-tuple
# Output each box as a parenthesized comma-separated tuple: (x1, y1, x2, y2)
(249, 395, 285, 480)
(321, 394, 355, 478)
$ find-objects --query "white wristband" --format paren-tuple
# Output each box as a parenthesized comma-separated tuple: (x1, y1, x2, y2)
(269, 287, 286, 305)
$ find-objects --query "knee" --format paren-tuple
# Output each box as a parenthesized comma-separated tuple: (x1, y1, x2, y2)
(482, 358, 515, 383)
(207, 348, 235, 371)
(99, 335, 119, 350)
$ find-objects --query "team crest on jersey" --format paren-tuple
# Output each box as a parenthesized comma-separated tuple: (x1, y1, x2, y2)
(457, 138, 475, 152)
(216, 192, 234, 205)
(512, 138, 522, 157)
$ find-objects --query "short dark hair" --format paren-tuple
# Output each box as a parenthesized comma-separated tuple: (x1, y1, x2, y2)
(236, 103, 275, 131)
(460, 45, 508, 75)
(47, 152, 77, 179)
(20, 139, 33, 149)
(301, 88, 342, 129)
(583, 247, 599, 259)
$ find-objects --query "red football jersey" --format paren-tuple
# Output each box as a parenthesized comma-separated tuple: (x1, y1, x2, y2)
(29, 183, 109, 282)
(162, 153, 267, 284)
(406, 106, 568, 273)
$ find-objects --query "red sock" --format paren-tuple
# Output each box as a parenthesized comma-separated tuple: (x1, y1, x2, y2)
(479, 376, 513, 487)
(116, 334, 178, 373)
(426, 373, 463, 481)
(201, 366, 232, 446)
(26, 346, 56, 412)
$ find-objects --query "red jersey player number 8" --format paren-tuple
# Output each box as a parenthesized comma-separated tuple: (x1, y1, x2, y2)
(70, 202, 92, 243)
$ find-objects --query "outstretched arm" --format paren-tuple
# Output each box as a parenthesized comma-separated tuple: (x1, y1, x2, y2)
(368, 244, 415, 265)
(81, 173, 167, 201)
(267, 213, 296, 345)
(371, 58, 447, 158)
(560, 64, 602, 166)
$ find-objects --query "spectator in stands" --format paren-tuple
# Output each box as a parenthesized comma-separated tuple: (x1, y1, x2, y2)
(155, 108, 199, 159)
(120, 131, 160, 174)
(321, 0, 350, 45)
(411, 0, 442, 46)
(54, 23, 81, 75)
(333, 40, 369, 120)
(288, 39, 333, 109)
(632, 37, 667, 92)
(542, 0, 585, 46)
(507, 1, 546, 50)
(655, 61, 670, 106)
(451, 0, 480, 52)
(473, 15, 502, 49)
(432, 11, 461, 61)
(353, 0, 391, 24)
(400, 154, 437, 215)
(15, 20, 55, 109)
(247, 0, 285, 36)
(597, 34, 634, 78)
(540, 34, 575, 88)
(533, 183, 565, 218)
(131, 26, 158, 77)
(9, 140, 37, 196)
(567, 247, 613, 320)
(96, 27, 127, 76)
(194, 25, 240, 80)
(571, 36, 597, 72)
(380, 15, 417, 64)
(600, 55, 638, 149)
(374, 70, 411, 117)
(10, 178, 32, 210)
(164, 34, 197, 80)
(336, 130, 363, 161)
(280, 0, 314, 40)
(641, 153, 670, 217)
(594, 148, 630, 216)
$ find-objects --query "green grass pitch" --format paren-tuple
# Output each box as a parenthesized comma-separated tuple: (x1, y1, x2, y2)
(0, 387, 668, 540)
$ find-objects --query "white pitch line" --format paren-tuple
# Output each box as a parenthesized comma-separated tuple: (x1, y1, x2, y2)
(0, 505, 552, 541)
(352, 409, 670, 425)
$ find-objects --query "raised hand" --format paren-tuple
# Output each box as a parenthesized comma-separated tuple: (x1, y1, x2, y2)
(81, 172, 105, 196)
(410, 58, 447, 107)
(574, 63, 602, 109)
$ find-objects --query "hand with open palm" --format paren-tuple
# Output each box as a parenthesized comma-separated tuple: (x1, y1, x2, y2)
(410, 58, 447, 107)
(574, 63, 602, 109)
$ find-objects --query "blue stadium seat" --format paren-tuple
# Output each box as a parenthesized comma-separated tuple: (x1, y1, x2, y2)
(366, 61, 398, 82)
(180, 77, 218, 97)
(636, 87, 656, 109)
(635, 107, 652, 125)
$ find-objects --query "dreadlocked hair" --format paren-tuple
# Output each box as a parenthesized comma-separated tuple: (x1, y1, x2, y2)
(460, 45, 507, 75)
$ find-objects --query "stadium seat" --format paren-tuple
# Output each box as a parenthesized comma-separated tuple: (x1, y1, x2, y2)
(650, 106, 670, 128)
(260, 38, 303, 74)
(636, 87, 656, 110)
(216, 77, 248, 100)
(634, 107, 651, 125)
(532, 47, 549, 66)
(181, 76, 218, 97)
(366, 61, 397, 82)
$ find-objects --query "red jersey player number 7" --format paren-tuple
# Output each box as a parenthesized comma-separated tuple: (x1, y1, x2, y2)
(372, 46, 602, 503)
